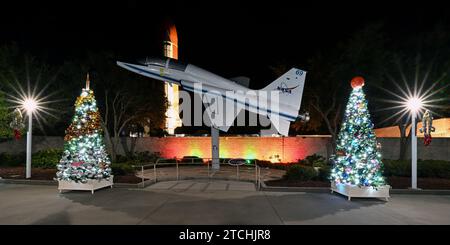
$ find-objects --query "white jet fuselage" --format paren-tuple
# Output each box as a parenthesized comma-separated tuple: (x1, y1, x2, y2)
(117, 58, 306, 135)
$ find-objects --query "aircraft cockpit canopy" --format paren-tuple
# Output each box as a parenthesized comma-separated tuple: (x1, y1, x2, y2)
(139, 57, 187, 71)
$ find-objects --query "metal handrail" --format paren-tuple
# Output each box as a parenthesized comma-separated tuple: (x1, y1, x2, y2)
(131, 157, 261, 189)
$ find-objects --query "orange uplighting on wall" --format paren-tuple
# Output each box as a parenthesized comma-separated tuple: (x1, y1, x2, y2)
(144, 136, 330, 163)
(374, 118, 450, 138)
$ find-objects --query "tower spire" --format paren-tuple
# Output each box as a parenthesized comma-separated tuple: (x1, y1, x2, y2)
(86, 73, 90, 90)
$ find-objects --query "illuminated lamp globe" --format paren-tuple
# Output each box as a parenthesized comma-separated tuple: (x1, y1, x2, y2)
(351, 76, 365, 89)
(406, 97, 423, 113)
(23, 98, 38, 113)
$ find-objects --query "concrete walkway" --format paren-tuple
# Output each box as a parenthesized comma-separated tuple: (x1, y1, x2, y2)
(1, 180, 450, 224)
(136, 165, 285, 182)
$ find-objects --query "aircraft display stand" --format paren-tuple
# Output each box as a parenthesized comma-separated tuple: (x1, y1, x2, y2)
(331, 181, 390, 201)
(58, 176, 114, 194)
(211, 126, 220, 171)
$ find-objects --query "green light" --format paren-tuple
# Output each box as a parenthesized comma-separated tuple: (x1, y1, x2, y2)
(244, 148, 256, 160)
(189, 148, 202, 158)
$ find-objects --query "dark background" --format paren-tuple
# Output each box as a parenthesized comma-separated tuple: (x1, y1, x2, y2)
(1, 1, 448, 88)
(0, 0, 448, 136)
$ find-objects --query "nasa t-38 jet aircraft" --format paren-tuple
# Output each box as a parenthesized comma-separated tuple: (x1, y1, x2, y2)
(117, 57, 308, 136)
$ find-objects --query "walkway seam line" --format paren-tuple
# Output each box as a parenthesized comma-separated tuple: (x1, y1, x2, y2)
(263, 191, 285, 225)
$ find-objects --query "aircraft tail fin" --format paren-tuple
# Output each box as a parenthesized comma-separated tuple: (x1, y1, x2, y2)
(261, 68, 306, 112)
(268, 116, 291, 136)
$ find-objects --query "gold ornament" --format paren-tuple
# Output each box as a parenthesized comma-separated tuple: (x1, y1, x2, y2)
(336, 150, 346, 156)
(99, 162, 106, 169)
(64, 89, 103, 142)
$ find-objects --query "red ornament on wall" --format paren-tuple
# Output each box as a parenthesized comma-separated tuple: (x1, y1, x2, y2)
(424, 134, 432, 146)
(351, 76, 365, 89)
(13, 129, 21, 140)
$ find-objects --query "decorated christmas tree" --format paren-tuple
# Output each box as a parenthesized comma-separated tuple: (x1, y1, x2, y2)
(331, 77, 385, 188)
(56, 74, 111, 183)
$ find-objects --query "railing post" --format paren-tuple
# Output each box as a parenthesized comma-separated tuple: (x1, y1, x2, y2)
(255, 164, 258, 185)
(258, 167, 261, 190)
(176, 160, 179, 181)
(207, 160, 210, 180)
(141, 165, 145, 188)
(237, 165, 239, 180)
(153, 163, 157, 183)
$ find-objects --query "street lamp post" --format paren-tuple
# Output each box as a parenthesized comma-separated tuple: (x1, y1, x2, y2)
(407, 97, 422, 190)
(23, 98, 37, 179)
(411, 111, 417, 189)
(26, 110, 32, 178)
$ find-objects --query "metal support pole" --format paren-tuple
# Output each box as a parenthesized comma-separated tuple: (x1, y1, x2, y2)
(237, 165, 239, 180)
(411, 112, 418, 189)
(211, 127, 220, 170)
(26, 112, 32, 179)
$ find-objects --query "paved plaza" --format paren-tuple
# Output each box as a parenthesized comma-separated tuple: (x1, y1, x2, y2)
(1, 180, 450, 224)
(136, 165, 285, 182)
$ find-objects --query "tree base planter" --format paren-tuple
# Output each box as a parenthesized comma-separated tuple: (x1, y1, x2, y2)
(331, 181, 390, 201)
(58, 176, 114, 194)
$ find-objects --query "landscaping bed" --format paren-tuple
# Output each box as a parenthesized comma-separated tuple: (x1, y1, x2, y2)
(265, 179, 330, 187)
(114, 175, 145, 184)
(387, 176, 450, 190)
(264, 157, 450, 190)
(0, 167, 145, 184)
(265, 177, 450, 189)
(0, 167, 57, 180)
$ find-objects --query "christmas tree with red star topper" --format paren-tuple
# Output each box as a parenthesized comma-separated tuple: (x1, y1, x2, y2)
(331, 77, 386, 188)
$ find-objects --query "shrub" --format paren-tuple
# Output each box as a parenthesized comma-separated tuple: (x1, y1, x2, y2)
(180, 156, 204, 164)
(257, 160, 292, 170)
(383, 159, 410, 177)
(116, 151, 161, 164)
(115, 154, 130, 163)
(111, 162, 135, 176)
(284, 165, 318, 181)
(299, 154, 328, 167)
(32, 148, 63, 169)
(134, 151, 160, 163)
(383, 159, 450, 179)
(417, 160, 450, 179)
(157, 158, 178, 164)
(316, 165, 331, 181)
(0, 152, 25, 167)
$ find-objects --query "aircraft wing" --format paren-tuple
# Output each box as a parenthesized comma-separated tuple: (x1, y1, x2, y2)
(202, 92, 242, 132)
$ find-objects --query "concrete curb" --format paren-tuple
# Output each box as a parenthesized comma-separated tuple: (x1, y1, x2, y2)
(260, 181, 450, 195)
(389, 189, 450, 195)
(0, 178, 149, 189)
(260, 181, 329, 193)
(0, 178, 57, 186)
(3, 178, 450, 195)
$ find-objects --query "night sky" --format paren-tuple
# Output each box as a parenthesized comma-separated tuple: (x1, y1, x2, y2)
(1, 1, 448, 88)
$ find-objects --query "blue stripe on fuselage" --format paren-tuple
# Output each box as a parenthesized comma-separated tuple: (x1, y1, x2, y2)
(123, 63, 181, 84)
